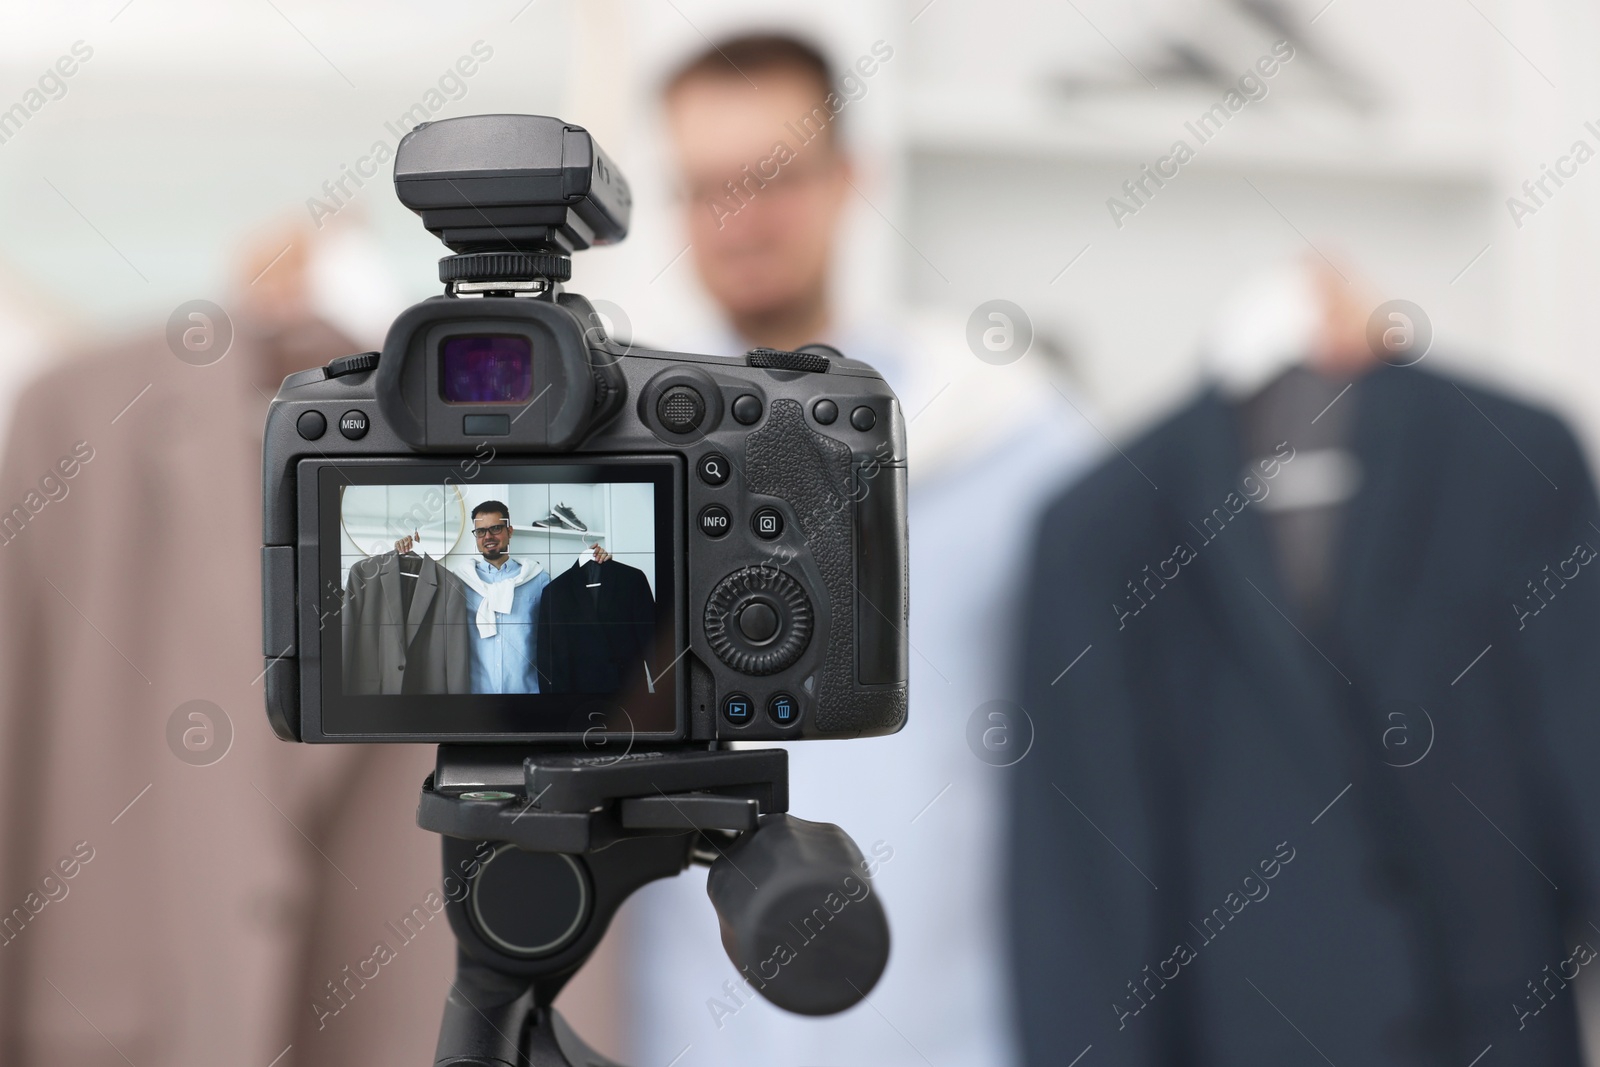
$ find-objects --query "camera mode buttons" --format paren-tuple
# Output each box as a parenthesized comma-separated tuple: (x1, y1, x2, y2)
(338, 410, 369, 440)
(751, 507, 784, 540)
(768, 693, 799, 727)
(732, 394, 763, 425)
(697, 453, 730, 486)
(698, 504, 732, 539)
(297, 411, 327, 440)
(723, 693, 754, 726)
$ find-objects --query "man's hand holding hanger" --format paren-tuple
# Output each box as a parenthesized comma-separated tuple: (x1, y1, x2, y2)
(390, 532, 614, 563)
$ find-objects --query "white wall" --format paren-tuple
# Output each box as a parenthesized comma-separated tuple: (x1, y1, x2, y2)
(339, 480, 657, 595)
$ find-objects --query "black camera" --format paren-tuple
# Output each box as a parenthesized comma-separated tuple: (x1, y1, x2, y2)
(260, 114, 909, 747)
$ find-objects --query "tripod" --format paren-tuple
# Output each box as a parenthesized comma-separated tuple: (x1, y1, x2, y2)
(420, 744, 892, 1067)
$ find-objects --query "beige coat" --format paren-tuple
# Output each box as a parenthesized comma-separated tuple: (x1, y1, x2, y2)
(0, 328, 453, 1066)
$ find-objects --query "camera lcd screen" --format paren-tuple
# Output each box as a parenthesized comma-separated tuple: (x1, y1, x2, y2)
(315, 459, 681, 739)
(440, 334, 534, 403)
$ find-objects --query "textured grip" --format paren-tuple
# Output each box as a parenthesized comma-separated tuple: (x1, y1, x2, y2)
(744, 400, 907, 735)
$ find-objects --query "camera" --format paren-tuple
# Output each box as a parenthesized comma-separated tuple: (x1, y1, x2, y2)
(260, 114, 909, 747)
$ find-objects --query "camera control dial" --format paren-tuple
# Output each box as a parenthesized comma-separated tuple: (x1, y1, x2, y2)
(704, 567, 813, 675)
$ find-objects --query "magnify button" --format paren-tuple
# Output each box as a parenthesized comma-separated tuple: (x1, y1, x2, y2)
(698, 452, 730, 487)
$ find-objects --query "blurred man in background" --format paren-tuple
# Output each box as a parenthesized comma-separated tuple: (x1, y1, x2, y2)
(624, 32, 1099, 1066)
(0, 224, 452, 1066)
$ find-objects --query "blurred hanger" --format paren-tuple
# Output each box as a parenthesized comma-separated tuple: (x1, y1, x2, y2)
(1203, 257, 1376, 513)
(1201, 255, 1378, 401)
(1201, 260, 1319, 399)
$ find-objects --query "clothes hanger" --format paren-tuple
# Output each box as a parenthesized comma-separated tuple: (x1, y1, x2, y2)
(577, 542, 604, 587)
(1202, 257, 1380, 400)
(1200, 260, 1320, 401)
(1202, 257, 1375, 513)
(400, 529, 423, 577)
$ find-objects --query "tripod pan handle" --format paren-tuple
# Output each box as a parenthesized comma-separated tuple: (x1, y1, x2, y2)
(706, 814, 890, 1016)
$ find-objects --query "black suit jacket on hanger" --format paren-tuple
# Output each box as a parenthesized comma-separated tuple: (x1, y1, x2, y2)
(536, 559, 657, 695)
(1012, 364, 1600, 1066)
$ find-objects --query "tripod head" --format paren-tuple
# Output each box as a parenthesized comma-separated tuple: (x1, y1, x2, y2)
(423, 744, 891, 1066)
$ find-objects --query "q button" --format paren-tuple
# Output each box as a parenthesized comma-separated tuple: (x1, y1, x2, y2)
(698, 452, 730, 487)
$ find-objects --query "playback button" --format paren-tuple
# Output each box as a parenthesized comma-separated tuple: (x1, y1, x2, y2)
(723, 693, 754, 726)
(698, 504, 732, 538)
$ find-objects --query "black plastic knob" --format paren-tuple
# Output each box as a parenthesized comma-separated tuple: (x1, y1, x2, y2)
(705, 568, 813, 675)
(325, 351, 379, 378)
(707, 815, 890, 1015)
(439, 251, 573, 283)
(737, 601, 780, 644)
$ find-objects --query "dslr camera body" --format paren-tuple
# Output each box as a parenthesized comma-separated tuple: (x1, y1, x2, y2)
(259, 115, 906, 1060)
(260, 115, 908, 748)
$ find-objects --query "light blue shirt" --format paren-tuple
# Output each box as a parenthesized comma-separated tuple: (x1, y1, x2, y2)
(460, 558, 549, 695)
(627, 325, 1100, 1067)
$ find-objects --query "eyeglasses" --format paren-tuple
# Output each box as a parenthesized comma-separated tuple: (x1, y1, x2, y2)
(472, 523, 510, 538)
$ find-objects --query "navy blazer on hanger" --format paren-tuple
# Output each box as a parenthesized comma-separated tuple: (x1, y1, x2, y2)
(1012, 364, 1600, 1066)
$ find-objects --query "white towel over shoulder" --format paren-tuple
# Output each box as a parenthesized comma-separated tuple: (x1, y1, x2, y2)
(457, 558, 543, 638)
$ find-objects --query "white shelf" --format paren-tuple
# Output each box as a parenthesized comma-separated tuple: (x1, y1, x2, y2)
(904, 84, 1497, 185)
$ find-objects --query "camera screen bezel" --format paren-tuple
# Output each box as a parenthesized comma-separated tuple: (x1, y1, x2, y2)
(297, 455, 685, 743)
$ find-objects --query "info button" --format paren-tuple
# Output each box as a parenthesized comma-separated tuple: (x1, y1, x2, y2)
(698, 504, 732, 539)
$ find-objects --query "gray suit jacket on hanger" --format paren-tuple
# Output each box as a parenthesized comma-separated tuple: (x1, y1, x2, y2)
(342, 551, 471, 694)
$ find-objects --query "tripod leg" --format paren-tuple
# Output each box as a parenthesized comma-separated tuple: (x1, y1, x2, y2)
(434, 948, 537, 1067)
(435, 944, 627, 1067)
(433, 830, 694, 1066)
(547, 1009, 627, 1067)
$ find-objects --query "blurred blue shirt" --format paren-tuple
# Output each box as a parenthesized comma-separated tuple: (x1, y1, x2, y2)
(627, 322, 1100, 1067)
